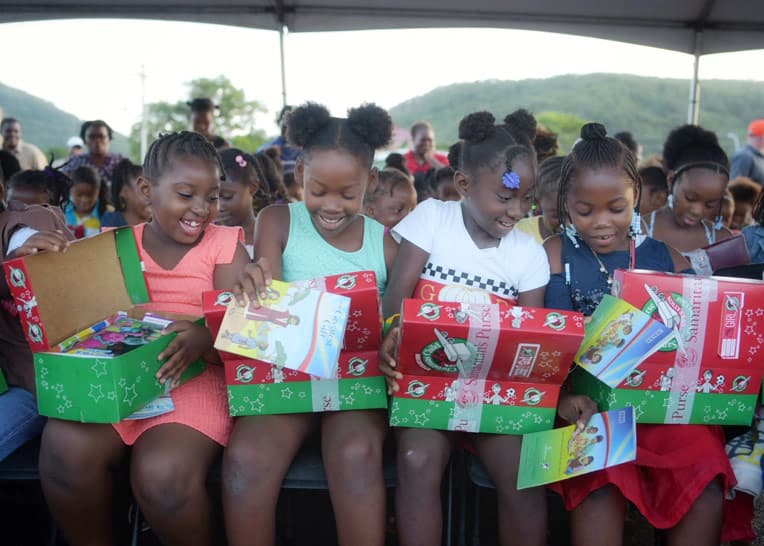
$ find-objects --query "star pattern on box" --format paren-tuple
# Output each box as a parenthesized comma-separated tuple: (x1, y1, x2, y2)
(414, 413, 430, 426)
(135, 376, 142, 384)
(88, 384, 104, 403)
(607, 392, 618, 406)
(756, 308, 764, 317)
(422, 263, 519, 299)
(298, 391, 307, 399)
(745, 324, 756, 335)
(107, 391, 117, 401)
(341, 393, 355, 406)
(39, 366, 49, 379)
(390, 415, 401, 426)
(139, 360, 149, 372)
(352, 310, 363, 318)
(91, 360, 108, 379)
(738, 402, 750, 413)
(281, 387, 293, 399)
(118, 378, 127, 388)
(53, 383, 64, 398)
(363, 386, 373, 395)
(633, 406, 645, 420)
(123, 385, 138, 406)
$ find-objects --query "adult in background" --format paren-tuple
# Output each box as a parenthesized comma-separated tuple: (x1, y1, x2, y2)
(1, 118, 47, 170)
(258, 105, 301, 177)
(730, 119, 764, 185)
(189, 98, 229, 150)
(404, 120, 449, 177)
(61, 120, 124, 187)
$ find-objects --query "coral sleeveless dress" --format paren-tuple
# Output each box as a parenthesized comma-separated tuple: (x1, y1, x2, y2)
(112, 223, 243, 446)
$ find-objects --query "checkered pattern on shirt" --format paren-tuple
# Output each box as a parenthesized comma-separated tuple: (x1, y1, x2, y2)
(422, 263, 519, 299)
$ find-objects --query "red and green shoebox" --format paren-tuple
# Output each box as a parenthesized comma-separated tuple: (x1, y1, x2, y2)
(570, 269, 764, 425)
(391, 299, 586, 434)
(202, 270, 381, 359)
(224, 351, 387, 415)
(3, 228, 204, 423)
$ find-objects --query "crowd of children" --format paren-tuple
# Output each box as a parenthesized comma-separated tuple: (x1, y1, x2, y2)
(1, 98, 763, 546)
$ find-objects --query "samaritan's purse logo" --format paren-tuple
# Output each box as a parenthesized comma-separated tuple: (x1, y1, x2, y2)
(9, 267, 26, 288)
(347, 357, 367, 376)
(335, 274, 357, 290)
(420, 335, 477, 374)
(417, 302, 441, 321)
(407, 380, 428, 397)
(215, 291, 233, 306)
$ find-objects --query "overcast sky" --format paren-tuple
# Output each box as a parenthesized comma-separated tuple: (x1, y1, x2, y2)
(1, 19, 763, 137)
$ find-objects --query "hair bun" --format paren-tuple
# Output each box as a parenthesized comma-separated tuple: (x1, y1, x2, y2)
(458, 112, 496, 143)
(503, 109, 537, 143)
(347, 103, 393, 150)
(286, 102, 331, 147)
(580, 123, 608, 141)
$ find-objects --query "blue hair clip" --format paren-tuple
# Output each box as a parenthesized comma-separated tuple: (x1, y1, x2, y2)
(502, 170, 521, 190)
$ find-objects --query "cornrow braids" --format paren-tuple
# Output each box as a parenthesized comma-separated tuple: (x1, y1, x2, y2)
(8, 167, 72, 209)
(143, 131, 225, 183)
(457, 110, 537, 177)
(557, 123, 642, 230)
(535, 156, 564, 200)
(364, 168, 413, 206)
(111, 158, 143, 212)
(71, 165, 109, 216)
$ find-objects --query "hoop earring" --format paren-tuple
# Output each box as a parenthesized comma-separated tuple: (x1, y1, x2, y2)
(713, 215, 724, 231)
(667, 194, 674, 209)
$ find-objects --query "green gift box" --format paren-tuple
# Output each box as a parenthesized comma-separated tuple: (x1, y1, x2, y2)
(391, 374, 560, 434)
(569, 366, 758, 425)
(0, 370, 7, 394)
(3, 228, 204, 423)
(225, 351, 387, 416)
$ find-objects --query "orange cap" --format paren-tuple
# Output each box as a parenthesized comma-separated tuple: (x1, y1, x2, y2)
(748, 119, 764, 137)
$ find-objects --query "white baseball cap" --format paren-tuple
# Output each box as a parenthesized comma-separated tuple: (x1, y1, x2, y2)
(67, 136, 84, 148)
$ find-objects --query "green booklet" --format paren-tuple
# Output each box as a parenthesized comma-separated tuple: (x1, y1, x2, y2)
(574, 295, 675, 388)
(517, 407, 637, 489)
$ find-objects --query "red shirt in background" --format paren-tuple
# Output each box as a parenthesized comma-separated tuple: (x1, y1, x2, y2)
(404, 150, 450, 176)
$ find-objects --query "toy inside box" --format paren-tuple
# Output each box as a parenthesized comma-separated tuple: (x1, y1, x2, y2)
(391, 299, 585, 434)
(203, 270, 381, 359)
(570, 269, 764, 425)
(3, 228, 204, 423)
(225, 351, 387, 416)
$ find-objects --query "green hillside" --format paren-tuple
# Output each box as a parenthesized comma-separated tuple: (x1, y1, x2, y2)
(389, 73, 764, 157)
(0, 82, 129, 159)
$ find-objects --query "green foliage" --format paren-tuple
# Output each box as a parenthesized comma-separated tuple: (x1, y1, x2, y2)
(128, 76, 266, 161)
(535, 112, 587, 154)
(231, 134, 269, 154)
(0, 82, 129, 156)
(389, 73, 764, 157)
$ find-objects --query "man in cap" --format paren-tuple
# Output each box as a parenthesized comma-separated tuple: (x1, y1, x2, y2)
(731, 119, 764, 185)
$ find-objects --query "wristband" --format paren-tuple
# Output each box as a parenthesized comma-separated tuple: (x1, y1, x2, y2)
(382, 313, 400, 336)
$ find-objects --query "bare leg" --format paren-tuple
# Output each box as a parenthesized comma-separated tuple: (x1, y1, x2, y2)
(39, 419, 126, 546)
(475, 433, 546, 546)
(395, 427, 454, 546)
(130, 424, 221, 546)
(321, 410, 387, 546)
(569, 484, 627, 546)
(667, 479, 723, 546)
(222, 413, 314, 546)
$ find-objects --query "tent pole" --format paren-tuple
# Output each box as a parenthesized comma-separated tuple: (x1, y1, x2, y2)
(279, 24, 288, 108)
(687, 29, 702, 125)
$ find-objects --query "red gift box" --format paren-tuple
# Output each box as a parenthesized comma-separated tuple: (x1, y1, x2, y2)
(203, 270, 381, 361)
(224, 351, 387, 415)
(397, 299, 585, 384)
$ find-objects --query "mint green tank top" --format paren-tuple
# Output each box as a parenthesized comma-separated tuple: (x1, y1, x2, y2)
(281, 202, 388, 295)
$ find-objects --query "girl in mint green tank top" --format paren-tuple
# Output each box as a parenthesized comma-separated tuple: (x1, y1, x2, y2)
(226, 102, 397, 546)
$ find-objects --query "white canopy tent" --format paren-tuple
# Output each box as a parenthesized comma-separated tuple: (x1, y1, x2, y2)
(1, 0, 763, 122)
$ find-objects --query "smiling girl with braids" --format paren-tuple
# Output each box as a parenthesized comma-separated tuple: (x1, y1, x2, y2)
(545, 123, 735, 546)
(40, 131, 251, 546)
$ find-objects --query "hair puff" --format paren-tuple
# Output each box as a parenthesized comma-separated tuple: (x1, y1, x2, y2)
(346, 103, 393, 150)
(662, 124, 724, 171)
(458, 112, 496, 143)
(286, 102, 332, 148)
(503, 109, 537, 144)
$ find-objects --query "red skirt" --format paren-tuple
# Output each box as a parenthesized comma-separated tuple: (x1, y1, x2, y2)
(550, 424, 735, 530)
